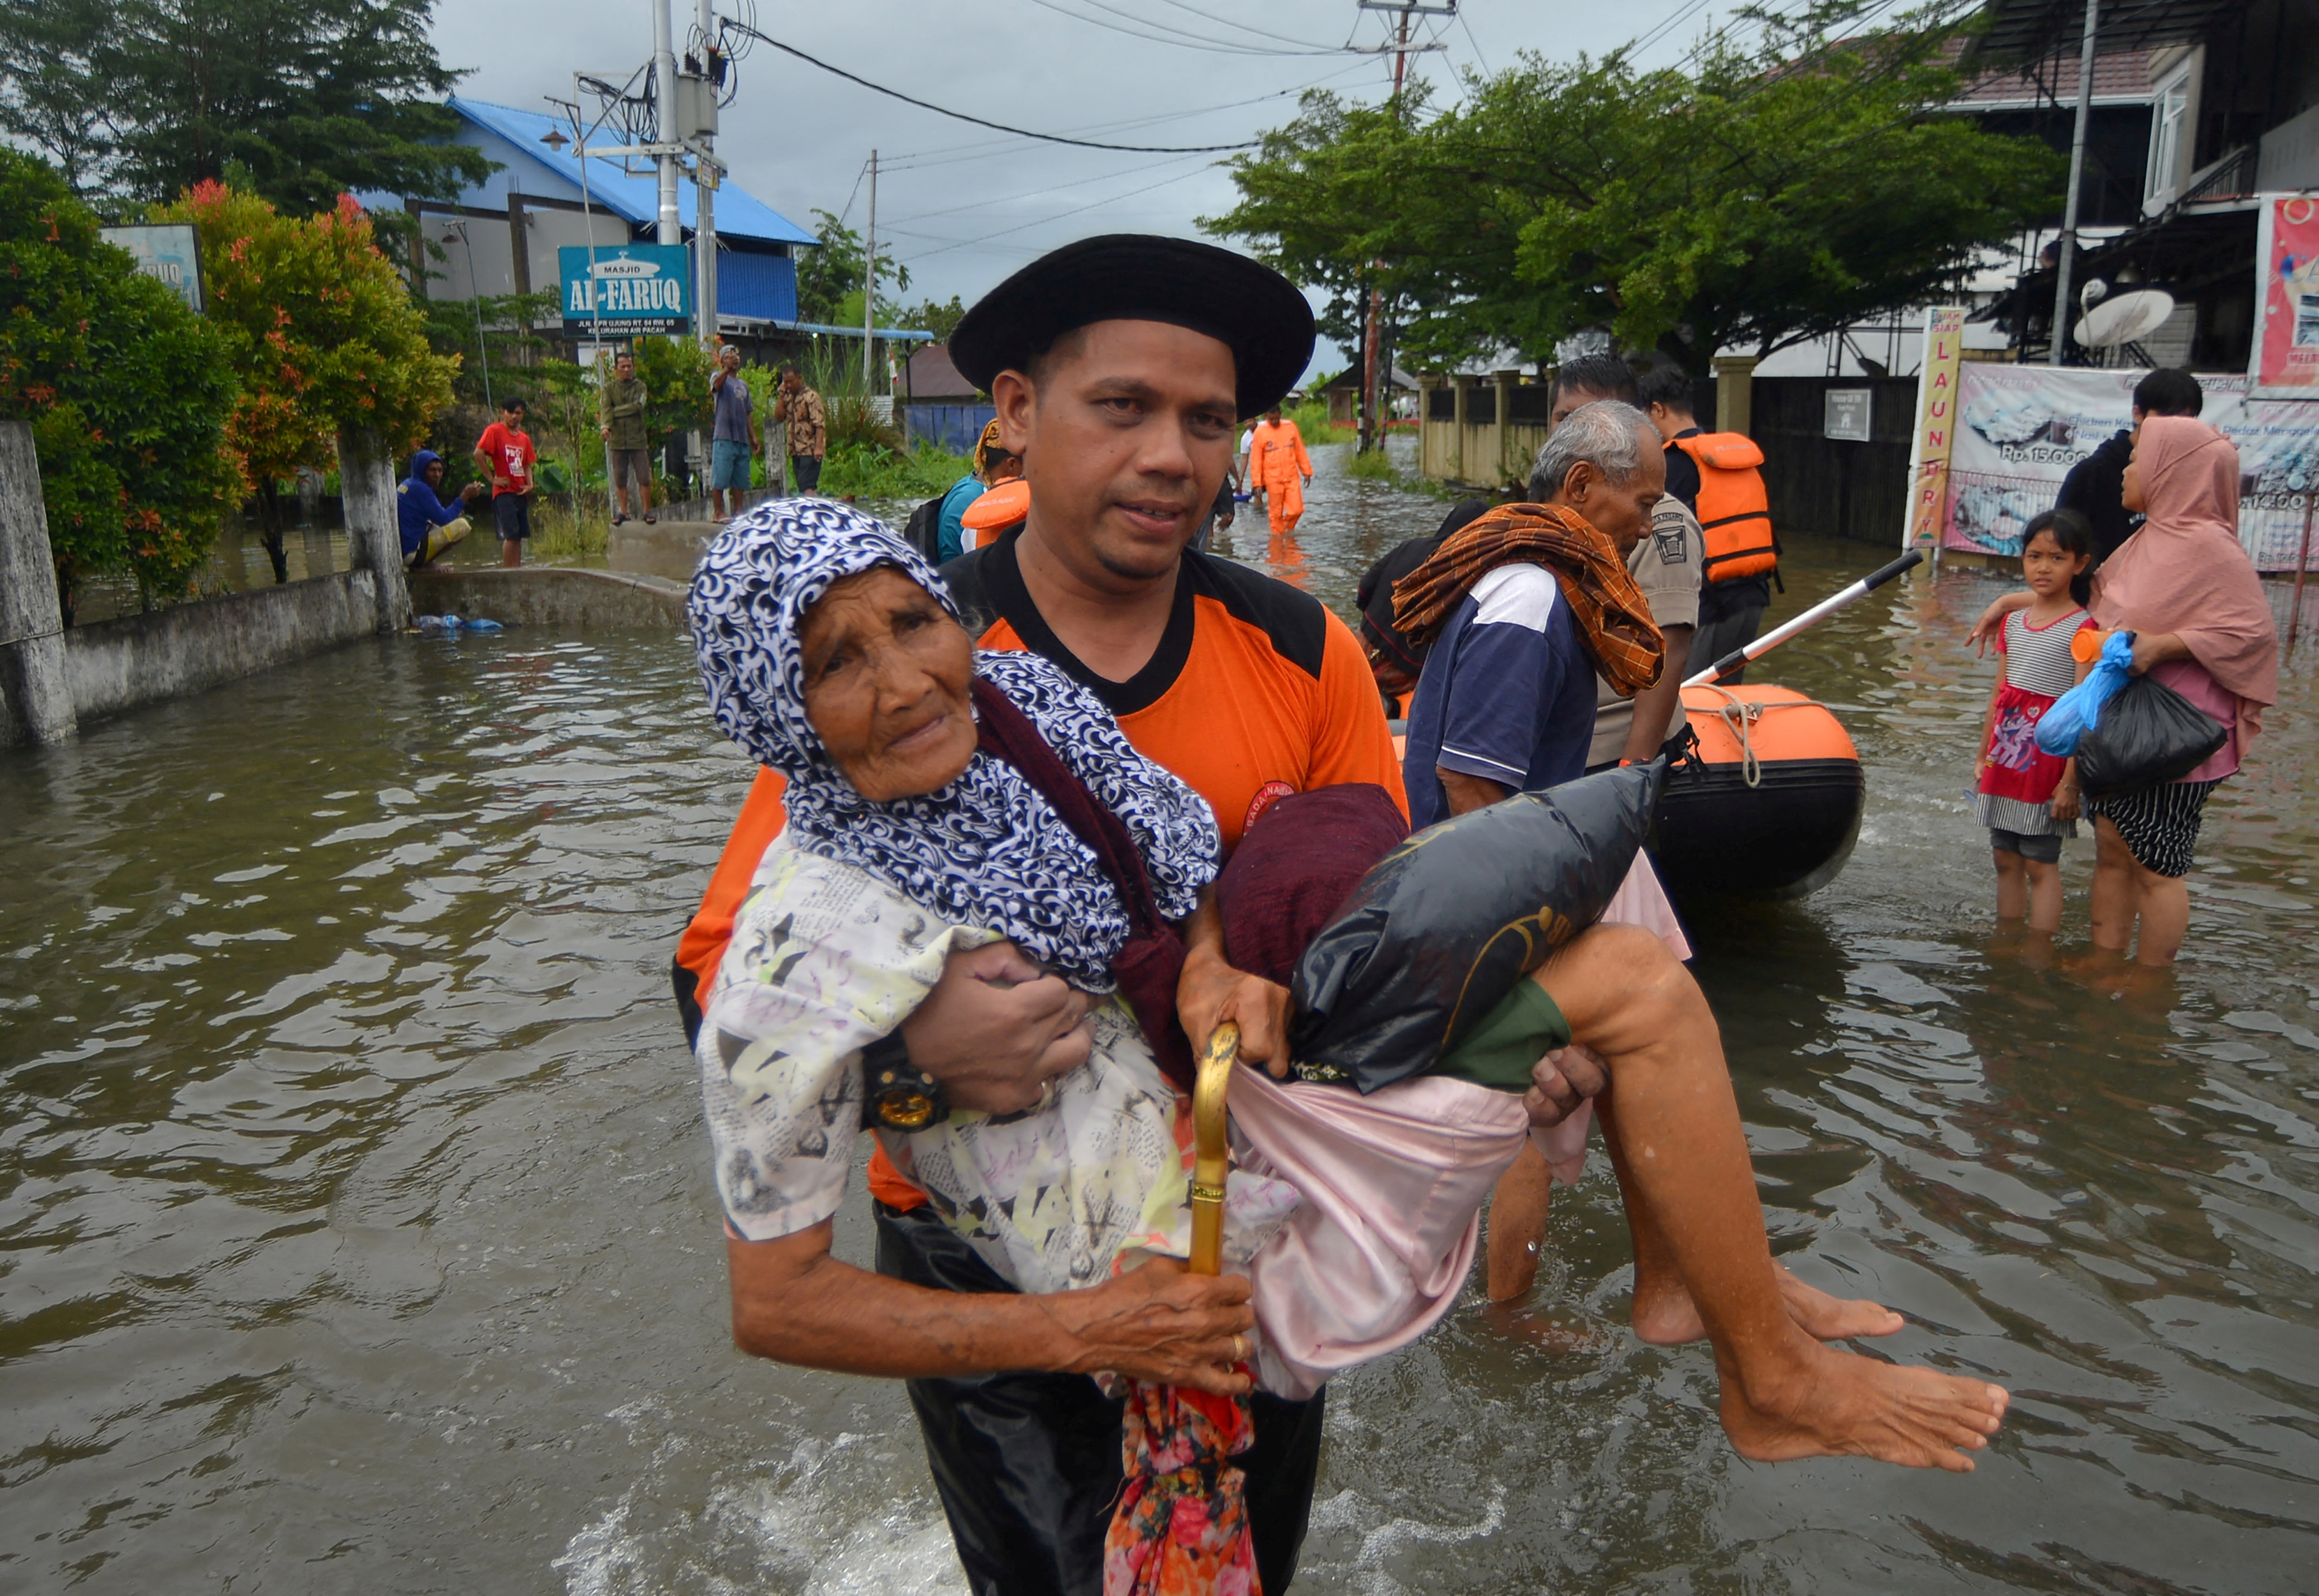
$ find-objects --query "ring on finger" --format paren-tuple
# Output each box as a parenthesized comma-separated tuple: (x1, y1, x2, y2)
(1231, 1333, 1248, 1365)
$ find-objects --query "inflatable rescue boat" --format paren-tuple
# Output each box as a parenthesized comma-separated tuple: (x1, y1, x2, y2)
(1386, 682, 1865, 902)
(1652, 684, 1864, 900)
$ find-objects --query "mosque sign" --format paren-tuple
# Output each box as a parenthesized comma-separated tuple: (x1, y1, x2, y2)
(558, 244, 693, 337)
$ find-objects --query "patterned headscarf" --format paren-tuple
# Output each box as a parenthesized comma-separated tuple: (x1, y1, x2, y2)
(973, 418, 1014, 482)
(687, 498, 1219, 989)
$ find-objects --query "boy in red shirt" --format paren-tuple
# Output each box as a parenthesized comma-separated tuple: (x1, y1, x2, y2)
(472, 397, 537, 568)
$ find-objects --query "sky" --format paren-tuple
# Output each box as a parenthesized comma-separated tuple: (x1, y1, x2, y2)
(429, 0, 1736, 372)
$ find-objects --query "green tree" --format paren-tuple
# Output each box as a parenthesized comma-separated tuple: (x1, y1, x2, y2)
(896, 294, 967, 343)
(630, 334, 714, 445)
(1208, 6, 2062, 374)
(0, 0, 492, 215)
(0, 150, 241, 617)
(155, 180, 460, 581)
(796, 209, 909, 326)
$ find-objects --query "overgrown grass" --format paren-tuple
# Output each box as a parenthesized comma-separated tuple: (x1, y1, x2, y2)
(820, 441, 973, 502)
(530, 496, 611, 564)
(1345, 447, 1401, 481)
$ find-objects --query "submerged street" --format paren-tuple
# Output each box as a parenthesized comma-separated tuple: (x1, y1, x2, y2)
(5, 445, 2315, 1592)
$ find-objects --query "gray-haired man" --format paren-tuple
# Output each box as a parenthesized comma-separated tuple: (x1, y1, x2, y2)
(1399, 400, 1666, 830)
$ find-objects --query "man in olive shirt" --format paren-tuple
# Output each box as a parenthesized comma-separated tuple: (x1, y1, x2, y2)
(599, 351, 653, 524)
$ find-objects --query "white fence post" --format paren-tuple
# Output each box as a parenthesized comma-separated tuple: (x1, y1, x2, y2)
(0, 420, 78, 746)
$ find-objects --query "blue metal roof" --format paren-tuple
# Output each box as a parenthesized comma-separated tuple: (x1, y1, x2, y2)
(448, 96, 818, 249)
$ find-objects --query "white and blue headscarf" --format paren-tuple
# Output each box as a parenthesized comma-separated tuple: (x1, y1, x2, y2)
(687, 498, 1219, 990)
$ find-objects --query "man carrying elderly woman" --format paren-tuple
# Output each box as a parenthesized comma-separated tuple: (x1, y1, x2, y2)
(675, 236, 2009, 1596)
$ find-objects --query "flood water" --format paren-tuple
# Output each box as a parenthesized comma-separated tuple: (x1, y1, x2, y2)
(6, 444, 2318, 1593)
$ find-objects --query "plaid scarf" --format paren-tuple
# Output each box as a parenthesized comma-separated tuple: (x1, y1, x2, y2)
(1390, 503, 1665, 696)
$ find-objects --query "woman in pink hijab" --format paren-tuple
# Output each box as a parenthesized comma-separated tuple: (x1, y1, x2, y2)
(2082, 415, 2278, 964)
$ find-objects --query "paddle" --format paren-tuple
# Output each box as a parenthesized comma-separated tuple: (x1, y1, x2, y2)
(1684, 550, 1924, 687)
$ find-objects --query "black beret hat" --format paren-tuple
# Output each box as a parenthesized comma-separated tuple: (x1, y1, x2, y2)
(948, 234, 1315, 421)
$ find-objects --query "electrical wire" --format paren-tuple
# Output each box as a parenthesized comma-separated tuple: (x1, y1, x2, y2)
(885, 163, 1225, 259)
(1012, 0, 1358, 57)
(876, 58, 1379, 171)
(719, 22, 1269, 149)
(882, 151, 1212, 227)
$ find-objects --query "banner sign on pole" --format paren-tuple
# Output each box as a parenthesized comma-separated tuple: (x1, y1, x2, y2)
(2251, 193, 2319, 398)
(1938, 363, 2319, 572)
(99, 223, 203, 314)
(1901, 306, 1967, 551)
(558, 243, 694, 338)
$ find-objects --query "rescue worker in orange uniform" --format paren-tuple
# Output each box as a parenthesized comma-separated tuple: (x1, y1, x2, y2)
(1248, 404, 1314, 535)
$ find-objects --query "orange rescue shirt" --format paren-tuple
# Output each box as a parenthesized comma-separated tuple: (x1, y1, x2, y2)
(674, 528, 1406, 1210)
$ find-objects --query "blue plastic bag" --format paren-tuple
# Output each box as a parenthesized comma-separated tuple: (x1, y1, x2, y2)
(2035, 629, 2133, 757)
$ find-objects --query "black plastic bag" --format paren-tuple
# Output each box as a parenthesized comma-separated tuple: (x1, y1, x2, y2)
(1287, 760, 1664, 1093)
(2074, 672, 2228, 799)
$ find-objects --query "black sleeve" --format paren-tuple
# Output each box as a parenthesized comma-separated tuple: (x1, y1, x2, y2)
(1662, 446, 1701, 515)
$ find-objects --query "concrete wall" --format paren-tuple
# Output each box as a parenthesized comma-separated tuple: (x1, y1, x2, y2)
(59, 569, 382, 731)
(409, 566, 686, 628)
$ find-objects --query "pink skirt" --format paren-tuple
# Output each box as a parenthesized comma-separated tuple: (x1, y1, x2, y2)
(1231, 855, 1690, 1397)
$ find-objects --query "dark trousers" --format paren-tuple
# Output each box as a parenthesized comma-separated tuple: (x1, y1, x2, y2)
(790, 453, 823, 492)
(875, 1203, 1326, 1596)
(1693, 576, 1770, 683)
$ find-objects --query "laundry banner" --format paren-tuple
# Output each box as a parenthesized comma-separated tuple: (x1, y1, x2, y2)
(558, 244, 693, 337)
(1941, 363, 2319, 572)
(2252, 193, 2319, 398)
(1902, 306, 1967, 552)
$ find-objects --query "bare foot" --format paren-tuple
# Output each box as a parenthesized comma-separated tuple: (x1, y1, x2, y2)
(1633, 1264, 1903, 1346)
(1719, 1340, 2009, 1473)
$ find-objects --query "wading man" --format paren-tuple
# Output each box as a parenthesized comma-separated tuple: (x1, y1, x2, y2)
(675, 236, 1620, 1593)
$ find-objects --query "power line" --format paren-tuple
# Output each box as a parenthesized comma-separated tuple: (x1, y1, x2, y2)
(884, 152, 1212, 227)
(1013, 0, 1356, 57)
(879, 61, 1378, 170)
(721, 23, 1268, 150)
(885, 165, 1225, 260)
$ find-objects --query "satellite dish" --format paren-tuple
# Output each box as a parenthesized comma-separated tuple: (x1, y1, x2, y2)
(2076, 288, 2175, 349)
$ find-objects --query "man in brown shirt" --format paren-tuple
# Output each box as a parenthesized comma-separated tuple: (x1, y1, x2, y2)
(770, 366, 826, 494)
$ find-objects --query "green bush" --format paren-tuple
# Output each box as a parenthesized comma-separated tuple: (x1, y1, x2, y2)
(820, 441, 971, 502)
(0, 150, 241, 612)
(1288, 399, 1355, 447)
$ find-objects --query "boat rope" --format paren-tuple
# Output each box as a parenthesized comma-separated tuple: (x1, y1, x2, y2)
(1690, 688, 1832, 790)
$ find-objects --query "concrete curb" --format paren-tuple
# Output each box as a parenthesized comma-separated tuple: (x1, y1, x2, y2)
(408, 565, 688, 629)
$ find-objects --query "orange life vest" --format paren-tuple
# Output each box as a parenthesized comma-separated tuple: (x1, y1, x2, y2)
(961, 478, 1029, 548)
(1673, 432, 1778, 584)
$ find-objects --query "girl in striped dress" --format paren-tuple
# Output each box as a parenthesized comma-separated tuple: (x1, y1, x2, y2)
(1973, 509, 2095, 932)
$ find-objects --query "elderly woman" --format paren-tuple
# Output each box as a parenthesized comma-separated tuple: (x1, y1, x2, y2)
(1975, 416, 2277, 964)
(687, 499, 2011, 1551)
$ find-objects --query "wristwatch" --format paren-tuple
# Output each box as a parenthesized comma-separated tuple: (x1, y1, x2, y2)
(862, 1030, 948, 1131)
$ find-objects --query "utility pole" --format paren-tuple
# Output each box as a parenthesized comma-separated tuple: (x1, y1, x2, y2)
(694, 0, 718, 346)
(1361, 4, 1418, 453)
(2049, 0, 2098, 366)
(864, 150, 878, 391)
(653, 0, 681, 246)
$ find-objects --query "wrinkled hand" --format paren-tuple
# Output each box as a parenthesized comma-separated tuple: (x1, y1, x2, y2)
(1054, 1258, 1255, 1395)
(899, 941, 1094, 1114)
(1524, 1042, 1608, 1129)
(1178, 946, 1293, 1078)
(2052, 784, 2081, 822)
